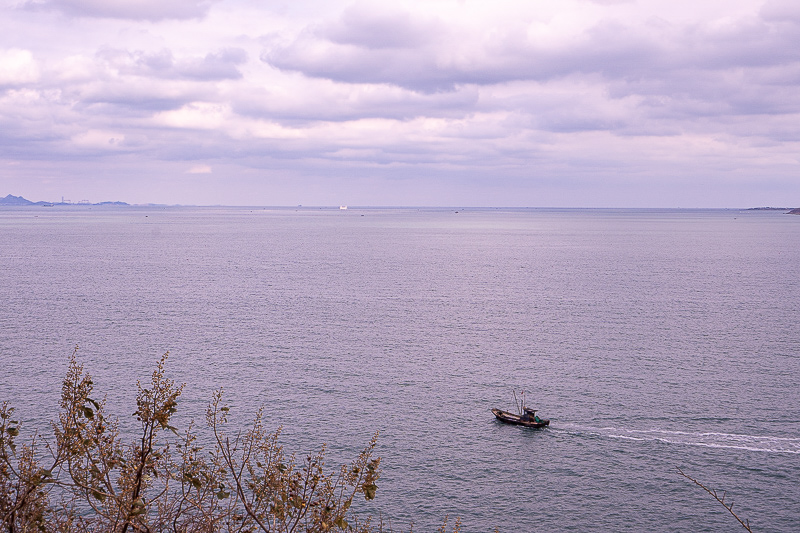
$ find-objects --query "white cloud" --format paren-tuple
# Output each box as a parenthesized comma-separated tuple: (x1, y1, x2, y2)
(43, 0, 219, 21)
(227, 119, 305, 140)
(0, 48, 39, 85)
(154, 102, 228, 129)
(97, 47, 248, 80)
(53, 54, 99, 82)
(262, 2, 797, 95)
(71, 129, 127, 149)
(760, 0, 800, 23)
(321, 4, 442, 49)
(1, 0, 799, 206)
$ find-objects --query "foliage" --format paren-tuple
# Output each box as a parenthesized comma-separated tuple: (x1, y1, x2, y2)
(0, 348, 382, 533)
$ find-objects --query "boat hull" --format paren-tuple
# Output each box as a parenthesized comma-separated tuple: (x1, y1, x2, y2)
(491, 408, 550, 428)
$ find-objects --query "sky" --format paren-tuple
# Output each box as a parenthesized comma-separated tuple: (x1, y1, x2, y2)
(1, 0, 799, 207)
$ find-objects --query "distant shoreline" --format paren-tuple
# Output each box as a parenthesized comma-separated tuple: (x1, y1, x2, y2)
(3, 194, 799, 212)
(1, 194, 129, 207)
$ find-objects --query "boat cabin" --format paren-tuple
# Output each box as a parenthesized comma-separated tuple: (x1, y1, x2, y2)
(521, 407, 541, 423)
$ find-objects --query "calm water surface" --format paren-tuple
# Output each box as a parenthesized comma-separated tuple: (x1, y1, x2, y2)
(1, 207, 799, 531)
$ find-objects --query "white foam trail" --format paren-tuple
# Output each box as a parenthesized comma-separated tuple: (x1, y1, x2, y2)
(554, 424, 800, 454)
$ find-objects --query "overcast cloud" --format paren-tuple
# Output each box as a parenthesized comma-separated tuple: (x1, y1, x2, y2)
(1, 0, 799, 206)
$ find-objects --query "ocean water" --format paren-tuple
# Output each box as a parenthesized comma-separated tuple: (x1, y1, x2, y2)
(1, 206, 799, 532)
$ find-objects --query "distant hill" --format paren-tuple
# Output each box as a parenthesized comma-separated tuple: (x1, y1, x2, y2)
(743, 206, 800, 213)
(1, 194, 129, 206)
(0, 194, 34, 205)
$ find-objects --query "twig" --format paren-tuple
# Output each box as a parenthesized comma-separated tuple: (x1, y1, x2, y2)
(676, 467, 753, 532)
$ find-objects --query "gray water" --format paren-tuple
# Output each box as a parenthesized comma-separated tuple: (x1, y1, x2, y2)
(1, 206, 799, 531)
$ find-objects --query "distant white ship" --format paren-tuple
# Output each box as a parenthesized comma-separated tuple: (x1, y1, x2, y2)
(339, 205, 348, 210)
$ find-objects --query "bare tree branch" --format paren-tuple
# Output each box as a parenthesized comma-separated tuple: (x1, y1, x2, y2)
(676, 467, 753, 532)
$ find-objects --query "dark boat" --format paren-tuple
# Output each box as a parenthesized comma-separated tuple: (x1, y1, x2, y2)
(492, 407, 550, 428)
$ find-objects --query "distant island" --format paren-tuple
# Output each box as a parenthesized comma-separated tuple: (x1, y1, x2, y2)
(2, 194, 799, 212)
(0, 194, 129, 207)
(751, 206, 800, 215)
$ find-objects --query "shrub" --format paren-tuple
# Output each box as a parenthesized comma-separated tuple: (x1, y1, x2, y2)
(0, 348, 381, 532)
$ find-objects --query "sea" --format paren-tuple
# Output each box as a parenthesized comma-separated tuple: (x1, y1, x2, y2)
(1, 206, 798, 532)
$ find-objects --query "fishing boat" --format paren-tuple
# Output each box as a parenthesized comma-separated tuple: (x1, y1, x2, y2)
(492, 390, 550, 428)
(491, 407, 550, 428)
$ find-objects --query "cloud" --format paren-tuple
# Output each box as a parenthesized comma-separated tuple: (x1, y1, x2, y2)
(0, 49, 40, 86)
(177, 48, 248, 80)
(97, 47, 248, 81)
(186, 164, 212, 173)
(262, 2, 800, 98)
(320, 4, 441, 49)
(45, 47, 249, 117)
(37, 0, 218, 21)
(2, 0, 800, 206)
(75, 76, 211, 114)
(230, 80, 480, 123)
(154, 102, 228, 129)
(53, 54, 102, 83)
(760, 0, 800, 23)
(262, 15, 667, 92)
(584, 0, 633, 4)
(71, 129, 128, 150)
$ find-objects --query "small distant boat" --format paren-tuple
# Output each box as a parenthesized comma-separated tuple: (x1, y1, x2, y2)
(492, 407, 550, 428)
(339, 205, 348, 210)
(492, 390, 550, 428)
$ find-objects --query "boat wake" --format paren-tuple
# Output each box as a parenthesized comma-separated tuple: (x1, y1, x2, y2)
(554, 424, 800, 454)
